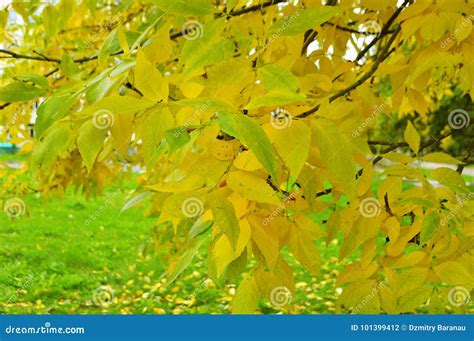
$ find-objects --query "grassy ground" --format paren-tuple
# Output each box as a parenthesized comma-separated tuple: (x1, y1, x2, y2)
(0, 182, 342, 314)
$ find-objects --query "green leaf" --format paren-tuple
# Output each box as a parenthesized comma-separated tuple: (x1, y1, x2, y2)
(166, 240, 204, 285)
(180, 19, 233, 78)
(420, 210, 440, 244)
(36, 92, 79, 138)
(31, 121, 74, 171)
(259, 64, 301, 92)
(0, 81, 47, 103)
(151, 0, 216, 16)
(142, 105, 174, 167)
(59, 54, 81, 80)
(98, 28, 117, 67)
(404, 121, 420, 155)
(43, 5, 59, 38)
(77, 120, 107, 172)
(247, 64, 305, 109)
(210, 192, 240, 249)
(218, 112, 277, 179)
(312, 118, 356, 197)
(165, 127, 191, 153)
(269, 7, 340, 36)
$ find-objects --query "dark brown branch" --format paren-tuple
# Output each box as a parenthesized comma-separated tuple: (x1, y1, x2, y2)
(355, 0, 410, 62)
(0, 49, 61, 63)
(299, 26, 401, 118)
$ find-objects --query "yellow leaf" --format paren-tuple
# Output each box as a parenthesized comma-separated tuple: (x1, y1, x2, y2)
(135, 49, 169, 102)
(390, 251, 426, 269)
(248, 214, 280, 270)
(227, 170, 280, 205)
(404, 121, 420, 155)
(232, 273, 260, 314)
(268, 120, 310, 179)
(423, 152, 463, 165)
(434, 261, 473, 287)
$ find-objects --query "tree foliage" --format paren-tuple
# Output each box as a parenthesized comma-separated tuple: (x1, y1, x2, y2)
(1, 0, 473, 313)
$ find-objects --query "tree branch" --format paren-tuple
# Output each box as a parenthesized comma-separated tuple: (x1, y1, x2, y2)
(299, 26, 401, 118)
(355, 0, 410, 63)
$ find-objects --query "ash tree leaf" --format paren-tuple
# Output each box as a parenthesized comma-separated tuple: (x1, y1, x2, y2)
(232, 273, 260, 314)
(246, 64, 306, 109)
(269, 120, 311, 179)
(404, 121, 420, 155)
(218, 112, 277, 179)
(142, 105, 174, 167)
(134, 49, 169, 102)
(311, 118, 356, 198)
(166, 240, 204, 285)
(35, 91, 79, 138)
(165, 127, 191, 153)
(179, 19, 234, 78)
(420, 210, 440, 244)
(210, 192, 240, 249)
(269, 6, 340, 36)
(152, 0, 216, 16)
(0, 80, 47, 103)
(77, 120, 107, 173)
